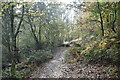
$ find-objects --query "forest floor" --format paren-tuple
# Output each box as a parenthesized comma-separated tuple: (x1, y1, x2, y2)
(29, 47, 117, 78)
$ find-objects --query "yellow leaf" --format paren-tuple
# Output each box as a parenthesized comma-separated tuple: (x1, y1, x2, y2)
(70, 58, 77, 63)
(39, 13, 45, 15)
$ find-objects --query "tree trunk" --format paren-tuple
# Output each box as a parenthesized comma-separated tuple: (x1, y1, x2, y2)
(28, 16, 40, 50)
(10, 4, 24, 78)
(10, 5, 16, 78)
(38, 25, 42, 49)
(97, 2, 104, 36)
(111, 3, 117, 33)
(117, 2, 120, 37)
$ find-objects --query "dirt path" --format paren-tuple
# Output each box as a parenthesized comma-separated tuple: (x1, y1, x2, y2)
(30, 47, 69, 78)
(29, 47, 117, 78)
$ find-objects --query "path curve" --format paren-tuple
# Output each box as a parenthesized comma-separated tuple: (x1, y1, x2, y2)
(29, 47, 117, 78)
(30, 47, 69, 78)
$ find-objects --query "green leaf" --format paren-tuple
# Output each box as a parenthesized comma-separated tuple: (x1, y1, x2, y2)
(10, 3, 17, 6)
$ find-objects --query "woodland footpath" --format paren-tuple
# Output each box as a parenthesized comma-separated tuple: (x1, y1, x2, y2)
(1, 1, 120, 79)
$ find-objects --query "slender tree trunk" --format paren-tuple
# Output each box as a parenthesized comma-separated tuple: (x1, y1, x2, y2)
(97, 2, 104, 36)
(38, 25, 42, 48)
(28, 16, 40, 50)
(10, 5, 16, 78)
(112, 3, 117, 33)
(10, 4, 24, 77)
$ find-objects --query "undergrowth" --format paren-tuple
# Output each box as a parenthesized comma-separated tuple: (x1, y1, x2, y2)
(2, 50, 53, 79)
(67, 34, 120, 65)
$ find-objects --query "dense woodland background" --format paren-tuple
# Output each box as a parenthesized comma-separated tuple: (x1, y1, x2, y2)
(1, 0, 120, 79)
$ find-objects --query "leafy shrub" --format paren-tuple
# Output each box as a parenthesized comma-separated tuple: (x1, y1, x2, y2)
(28, 50, 53, 66)
(2, 49, 53, 79)
(68, 46, 86, 63)
(84, 49, 103, 61)
(105, 49, 120, 64)
(2, 67, 11, 78)
(83, 48, 120, 65)
(69, 47, 86, 54)
(64, 53, 73, 63)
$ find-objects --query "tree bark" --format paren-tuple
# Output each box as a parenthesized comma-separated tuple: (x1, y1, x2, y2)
(10, 5, 16, 78)
(97, 2, 104, 36)
(38, 24, 42, 48)
(111, 3, 117, 33)
(28, 16, 40, 50)
(10, 4, 24, 77)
